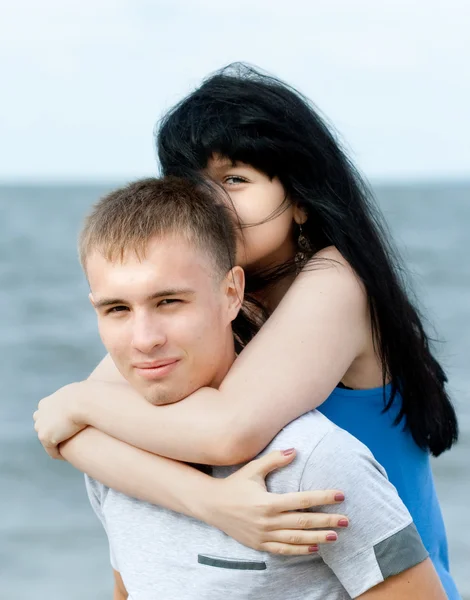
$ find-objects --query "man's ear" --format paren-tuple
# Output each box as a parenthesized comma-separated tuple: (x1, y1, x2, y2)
(225, 265, 245, 323)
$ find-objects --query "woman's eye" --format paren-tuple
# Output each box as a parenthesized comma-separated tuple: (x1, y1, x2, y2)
(223, 175, 248, 185)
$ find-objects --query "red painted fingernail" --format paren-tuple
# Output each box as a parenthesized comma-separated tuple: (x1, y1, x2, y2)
(334, 493, 345, 502)
(281, 448, 295, 456)
(308, 545, 319, 553)
(338, 519, 349, 528)
(326, 533, 338, 542)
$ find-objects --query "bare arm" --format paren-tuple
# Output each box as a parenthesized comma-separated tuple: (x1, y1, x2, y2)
(88, 354, 127, 384)
(59, 428, 346, 552)
(113, 570, 128, 600)
(71, 249, 369, 464)
(59, 427, 212, 518)
(357, 559, 446, 600)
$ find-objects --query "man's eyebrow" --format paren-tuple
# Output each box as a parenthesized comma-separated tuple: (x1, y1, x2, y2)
(93, 297, 125, 309)
(93, 288, 195, 309)
(147, 288, 195, 299)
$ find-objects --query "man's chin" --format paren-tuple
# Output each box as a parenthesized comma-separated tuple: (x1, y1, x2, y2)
(139, 383, 184, 406)
(129, 372, 201, 406)
(145, 393, 183, 406)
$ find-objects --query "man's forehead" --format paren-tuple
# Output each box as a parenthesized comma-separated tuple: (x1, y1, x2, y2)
(87, 234, 210, 269)
(87, 237, 218, 296)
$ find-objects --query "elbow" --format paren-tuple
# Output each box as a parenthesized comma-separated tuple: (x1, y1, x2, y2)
(208, 428, 261, 466)
(194, 397, 265, 465)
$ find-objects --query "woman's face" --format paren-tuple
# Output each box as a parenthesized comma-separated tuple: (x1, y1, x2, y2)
(206, 155, 303, 270)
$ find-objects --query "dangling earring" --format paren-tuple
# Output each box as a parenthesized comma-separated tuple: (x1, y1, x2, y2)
(295, 223, 311, 273)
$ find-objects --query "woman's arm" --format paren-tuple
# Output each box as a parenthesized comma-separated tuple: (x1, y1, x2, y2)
(37, 248, 369, 464)
(59, 427, 347, 553)
(88, 353, 127, 384)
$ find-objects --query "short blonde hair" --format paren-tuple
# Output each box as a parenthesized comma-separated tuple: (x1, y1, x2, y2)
(79, 176, 236, 276)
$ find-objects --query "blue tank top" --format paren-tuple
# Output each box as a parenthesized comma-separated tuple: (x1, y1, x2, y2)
(319, 384, 460, 599)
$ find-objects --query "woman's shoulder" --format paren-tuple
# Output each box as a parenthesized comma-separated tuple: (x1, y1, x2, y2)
(297, 245, 366, 303)
(307, 245, 353, 272)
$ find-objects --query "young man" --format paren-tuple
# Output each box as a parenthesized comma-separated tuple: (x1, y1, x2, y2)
(52, 178, 444, 599)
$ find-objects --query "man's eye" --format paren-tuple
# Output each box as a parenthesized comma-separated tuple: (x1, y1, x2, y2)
(223, 175, 248, 185)
(159, 299, 182, 306)
(107, 306, 128, 314)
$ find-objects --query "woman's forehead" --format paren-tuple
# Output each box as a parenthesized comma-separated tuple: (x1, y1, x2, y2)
(207, 154, 253, 173)
(207, 154, 235, 168)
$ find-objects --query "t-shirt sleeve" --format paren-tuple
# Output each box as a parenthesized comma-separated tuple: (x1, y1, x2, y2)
(300, 428, 428, 598)
(84, 474, 118, 570)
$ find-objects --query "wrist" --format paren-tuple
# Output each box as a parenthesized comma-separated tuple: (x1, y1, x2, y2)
(71, 381, 91, 426)
(191, 475, 221, 525)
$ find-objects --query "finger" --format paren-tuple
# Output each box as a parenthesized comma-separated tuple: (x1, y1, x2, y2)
(39, 435, 58, 448)
(264, 529, 339, 545)
(45, 445, 62, 460)
(269, 490, 345, 512)
(260, 542, 320, 556)
(268, 512, 349, 531)
(244, 449, 297, 478)
(38, 434, 58, 451)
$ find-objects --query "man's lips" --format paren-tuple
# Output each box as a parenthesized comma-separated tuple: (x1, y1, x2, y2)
(133, 359, 180, 369)
(133, 358, 180, 380)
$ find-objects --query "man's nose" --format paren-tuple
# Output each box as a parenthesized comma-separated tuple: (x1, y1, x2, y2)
(131, 314, 166, 354)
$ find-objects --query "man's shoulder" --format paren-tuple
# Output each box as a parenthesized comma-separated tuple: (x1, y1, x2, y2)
(84, 473, 106, 490)
(263, 410, 344, 458)
(84, 474, 110, 506)
(299, 420, 388, 484)
(84, 474, 172, 520)
(261, 410, 388, 493)
(279, 410, 384, 466)
(259, 411, 350, 492)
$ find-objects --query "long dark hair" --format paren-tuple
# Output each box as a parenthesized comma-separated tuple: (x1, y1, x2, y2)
(156, 63, 458, 457)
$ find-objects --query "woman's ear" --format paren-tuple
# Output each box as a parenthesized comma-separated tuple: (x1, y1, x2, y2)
(293, 203, 308, 225)
(225, 266, 245, 323)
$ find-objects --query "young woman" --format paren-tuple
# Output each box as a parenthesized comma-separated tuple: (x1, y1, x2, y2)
(34, 64, 459, 597)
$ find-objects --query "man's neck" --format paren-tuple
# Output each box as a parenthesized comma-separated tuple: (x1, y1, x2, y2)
(209, 342, 237, 389)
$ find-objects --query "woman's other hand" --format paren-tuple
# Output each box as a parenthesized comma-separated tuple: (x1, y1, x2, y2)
(204, 449, 348, 554)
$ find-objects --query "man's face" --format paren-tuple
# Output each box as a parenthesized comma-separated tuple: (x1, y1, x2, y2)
(87, 234, 243, 405)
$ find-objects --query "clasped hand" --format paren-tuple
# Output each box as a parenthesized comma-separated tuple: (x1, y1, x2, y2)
(33, 382, 87, 459)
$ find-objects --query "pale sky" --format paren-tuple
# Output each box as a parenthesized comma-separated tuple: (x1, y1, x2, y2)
(1, 0, 469, 181)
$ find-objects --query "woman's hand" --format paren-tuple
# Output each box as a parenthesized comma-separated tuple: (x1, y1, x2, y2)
(202, 449, 348, 554)
(33, 382, 88, 458)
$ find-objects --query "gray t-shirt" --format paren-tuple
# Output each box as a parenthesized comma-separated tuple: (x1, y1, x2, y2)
(85, 411, 427, 599)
